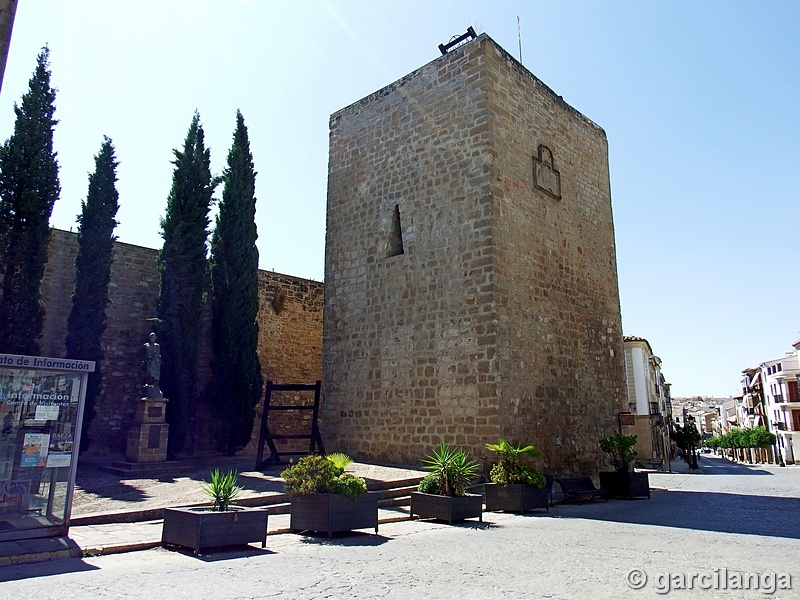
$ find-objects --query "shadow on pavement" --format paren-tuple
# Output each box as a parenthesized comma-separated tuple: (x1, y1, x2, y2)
(162, 544, 277, 562)
(74, 471, 149, 504)
(297, 531, 391, 546)
(549, 489, 800, 539)
(0, 557, 99, 583)
(694, 455, 775, 475)
(72, 455, 284, 511)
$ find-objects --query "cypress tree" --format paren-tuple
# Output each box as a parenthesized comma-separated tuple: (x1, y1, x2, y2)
(0, 47, 59, 355)
(159, 112, 216, 455)
(65, 136, 119, 452)
(209, 110, 263, 455)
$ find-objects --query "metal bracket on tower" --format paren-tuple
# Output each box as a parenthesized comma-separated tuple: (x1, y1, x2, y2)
(438, 26, 477, 55)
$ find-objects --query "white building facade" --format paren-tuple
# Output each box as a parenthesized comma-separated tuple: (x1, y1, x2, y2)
(623, 336, 671, 466)
(761, 342, 800, 464)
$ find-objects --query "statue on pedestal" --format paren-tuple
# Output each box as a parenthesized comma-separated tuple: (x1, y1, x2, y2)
(143, 332, 163, 398)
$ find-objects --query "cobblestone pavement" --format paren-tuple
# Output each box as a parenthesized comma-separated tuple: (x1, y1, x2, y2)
(1, 455, 799, 599)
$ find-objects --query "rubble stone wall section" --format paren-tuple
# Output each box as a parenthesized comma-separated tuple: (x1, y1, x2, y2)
(38, 229, 323, 455)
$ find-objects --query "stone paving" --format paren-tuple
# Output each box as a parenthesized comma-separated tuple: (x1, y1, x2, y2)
(69, 454, 288, 518)
(0, 455, 799, 598)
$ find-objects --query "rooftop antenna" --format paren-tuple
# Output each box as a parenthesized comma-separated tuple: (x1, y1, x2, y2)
(439, 26, 477, 55)
(517, 16, 523, 63)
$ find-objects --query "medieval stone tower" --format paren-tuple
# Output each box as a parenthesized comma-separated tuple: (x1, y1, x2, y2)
(322, 34, 627, 475)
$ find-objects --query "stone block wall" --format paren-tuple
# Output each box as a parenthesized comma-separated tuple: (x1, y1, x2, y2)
(483, 40, 627, 475)
(38, 229, 323, 456)
(323, 34, 626, 474)
(249, 272, 324, 455)
(40, 231, 164, 452)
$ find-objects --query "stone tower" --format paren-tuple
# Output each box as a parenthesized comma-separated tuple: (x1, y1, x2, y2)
(323, 34, 627, 475)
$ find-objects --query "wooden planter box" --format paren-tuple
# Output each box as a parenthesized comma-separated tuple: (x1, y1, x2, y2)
(290, 492, 379, 537)
(161, 506, 269, 554)
(410, 492, 483, 524)
(599, 471, 650, 499)
(484, 483, 549, 513)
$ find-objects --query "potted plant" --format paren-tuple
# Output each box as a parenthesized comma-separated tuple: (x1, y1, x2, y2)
(598, 433, 650, 499)
(410, 441, 483, 524)
(161, 469, 269, 554)
(281, 453, 379, 537)
(484, 438, 550, 513)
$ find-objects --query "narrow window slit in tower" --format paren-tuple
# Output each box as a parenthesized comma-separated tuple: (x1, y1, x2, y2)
(387, 204, 404, 257)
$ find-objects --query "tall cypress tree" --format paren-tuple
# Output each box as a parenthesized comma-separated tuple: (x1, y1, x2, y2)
(159, 112, 216, 455)
(0, 46, 59, 355)
(209, 110, 263, 455)
(65, 136, 119, 452)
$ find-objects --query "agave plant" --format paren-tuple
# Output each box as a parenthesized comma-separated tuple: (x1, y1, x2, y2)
(202, 468, 243, 511)
(419, 440, 479, 496)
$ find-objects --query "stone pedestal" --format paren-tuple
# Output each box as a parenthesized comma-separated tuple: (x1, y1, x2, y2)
(125, 397, 169, 463)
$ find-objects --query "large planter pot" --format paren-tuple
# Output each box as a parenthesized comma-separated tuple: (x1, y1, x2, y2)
(410, 492, 483, 524)
(290, 492, 379, 537)
(599, 471, 650, 499)
(484, 483, 549, 513)
(161, 505, 269, 554)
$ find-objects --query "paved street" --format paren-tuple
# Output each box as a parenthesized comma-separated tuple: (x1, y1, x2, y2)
(1, 455, 799, 599)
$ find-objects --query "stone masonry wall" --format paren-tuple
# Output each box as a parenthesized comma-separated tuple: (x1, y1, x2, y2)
(483, 41, 627, 475)
(38, 229, 323, 456)
(323, 34, 626, 474)
(324, 38, 501, 466)
(249, 271, 324, 455)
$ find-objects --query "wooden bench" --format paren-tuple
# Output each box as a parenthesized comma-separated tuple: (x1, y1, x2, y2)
(556, 477, 607, 503)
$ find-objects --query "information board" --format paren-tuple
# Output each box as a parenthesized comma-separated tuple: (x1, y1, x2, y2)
(0, 354, 94, 541)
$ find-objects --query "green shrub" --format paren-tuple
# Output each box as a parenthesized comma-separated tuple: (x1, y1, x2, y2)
(489, 463, 546, 488)
(485, 438, 546, 488)
(335, 473, 368, 497)
(599, 433, 638, 473)
(417, 473, 442, 494)
(280, 453, 367, 499)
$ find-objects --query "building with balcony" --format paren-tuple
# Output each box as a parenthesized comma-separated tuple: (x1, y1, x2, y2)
(623, 335, 671, 467)
(761, 342, 800, 464)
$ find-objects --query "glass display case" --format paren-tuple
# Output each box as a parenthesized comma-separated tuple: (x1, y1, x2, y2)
(0, 354, 94, 542)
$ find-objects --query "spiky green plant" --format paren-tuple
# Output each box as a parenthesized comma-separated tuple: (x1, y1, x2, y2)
(420, 440, 479, 497)
(202, 468, 243, 511)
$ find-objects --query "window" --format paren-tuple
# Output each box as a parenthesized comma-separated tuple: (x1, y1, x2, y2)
(386, 204, 404, 258)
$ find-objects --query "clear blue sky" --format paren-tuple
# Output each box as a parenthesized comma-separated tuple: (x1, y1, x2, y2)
(2, 1, 798, 398)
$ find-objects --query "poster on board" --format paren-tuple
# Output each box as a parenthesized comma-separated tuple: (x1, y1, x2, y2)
(20, 433, 50, 468)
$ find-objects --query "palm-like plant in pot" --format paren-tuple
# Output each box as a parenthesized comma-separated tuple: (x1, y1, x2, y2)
(598, 433, 650, 499)
(280, 453, 379, 537)
(410, 441, 483, 524)
(161, 469, 269, 554)
(484, 438, 551, 513)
